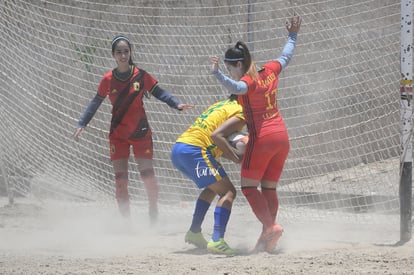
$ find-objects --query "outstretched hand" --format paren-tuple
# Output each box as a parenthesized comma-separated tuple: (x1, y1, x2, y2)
(177, 103, 194, 110)
(286, 15, 301, 33)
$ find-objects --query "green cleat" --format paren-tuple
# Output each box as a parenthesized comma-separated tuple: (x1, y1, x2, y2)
(207, 238, 236, 255)
(185, 230, 208, 249)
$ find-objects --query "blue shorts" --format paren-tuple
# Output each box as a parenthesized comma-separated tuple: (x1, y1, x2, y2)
(171, 142, 227, 189)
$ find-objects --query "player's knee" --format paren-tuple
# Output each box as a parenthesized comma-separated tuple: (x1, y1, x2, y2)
(115, 172, 128, 180)
(241, 186, 257, 197)
(229, 186, 237, 200)
(219, 187, 236, 201)
(140, 168, 155, 178)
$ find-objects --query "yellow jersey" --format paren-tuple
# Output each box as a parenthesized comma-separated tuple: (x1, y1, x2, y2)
(176, 99, 244, 158)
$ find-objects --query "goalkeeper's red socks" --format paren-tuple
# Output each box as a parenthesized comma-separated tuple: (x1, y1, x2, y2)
(115, 170, 159, 220)
(115, 172, 130, 217)
(262, 187, 278, 224)
(140, 169, 158, 203)
(241, 186, 273, 229)
(141, 172, 159, 222)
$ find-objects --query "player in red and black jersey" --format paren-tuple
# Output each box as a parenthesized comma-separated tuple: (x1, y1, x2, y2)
(211, 15, 301, 253)
(73, 35, 193, 222)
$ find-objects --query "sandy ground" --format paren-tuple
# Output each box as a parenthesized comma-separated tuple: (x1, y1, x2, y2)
(0, 197, 413, 275)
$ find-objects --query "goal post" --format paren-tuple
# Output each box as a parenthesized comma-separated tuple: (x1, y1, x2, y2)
(0, 130, 12, 205)
(399, 0, 413, 244)
(0, 0, 406, 237)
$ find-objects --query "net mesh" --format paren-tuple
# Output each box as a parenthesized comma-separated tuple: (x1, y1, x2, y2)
(0, 0, 402, 224)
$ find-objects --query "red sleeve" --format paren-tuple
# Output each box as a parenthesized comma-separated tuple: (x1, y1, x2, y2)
(97, 71, 112, 97)
(240, 75, 256, 93)
(141, 69, 158, 92)
(263, 61, 282, 75)
(241, 61, 281, 93)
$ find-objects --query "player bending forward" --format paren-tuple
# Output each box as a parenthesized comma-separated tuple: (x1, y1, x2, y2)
(171, 94, 246, 255)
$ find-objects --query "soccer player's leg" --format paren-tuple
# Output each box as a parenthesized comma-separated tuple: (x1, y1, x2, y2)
(206, 176, 237, 255)
(132, 138, 159, 223)
(110, 140, 131, 218)
(171, 143, 216, 248)
(260, 131, 289, 252)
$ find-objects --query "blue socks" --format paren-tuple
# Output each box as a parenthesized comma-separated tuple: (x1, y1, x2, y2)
(189, 199, 210, 233)
(189, 199, 232, 242)
(212, 206, 231, 242)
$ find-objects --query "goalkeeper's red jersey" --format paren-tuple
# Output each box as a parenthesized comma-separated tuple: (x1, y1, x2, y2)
(238, 60, 287, 138)
(97, 66, 158, 139)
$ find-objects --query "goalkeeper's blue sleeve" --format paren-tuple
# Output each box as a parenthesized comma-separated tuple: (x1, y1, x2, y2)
(77, 94, 105, 128)
(151, 85, 181, 109)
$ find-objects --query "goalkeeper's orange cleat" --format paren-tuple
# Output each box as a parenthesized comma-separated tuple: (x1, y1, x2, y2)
(263, 224, 283, 253)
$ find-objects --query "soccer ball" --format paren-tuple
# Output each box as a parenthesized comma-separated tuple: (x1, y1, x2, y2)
(227, 131, 249, 153)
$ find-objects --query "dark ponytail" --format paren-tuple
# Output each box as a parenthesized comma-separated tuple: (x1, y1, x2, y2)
(224, 41, 258, 80)
(229, 94, 238, 101)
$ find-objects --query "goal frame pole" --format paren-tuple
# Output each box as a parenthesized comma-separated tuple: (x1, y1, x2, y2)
(399, 0, 413, 244)
(0, 133, 12, 205)
(0, 158, 12, 205)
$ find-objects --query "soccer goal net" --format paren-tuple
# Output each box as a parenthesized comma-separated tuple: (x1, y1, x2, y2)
(0, 0, 402, 225)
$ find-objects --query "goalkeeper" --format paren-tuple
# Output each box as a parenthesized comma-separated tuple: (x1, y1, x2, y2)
(171, 94, 246, 255)
(73, 35, 193, 222)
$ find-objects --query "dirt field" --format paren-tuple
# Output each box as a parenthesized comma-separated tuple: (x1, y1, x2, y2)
(0, 197, 413, 275)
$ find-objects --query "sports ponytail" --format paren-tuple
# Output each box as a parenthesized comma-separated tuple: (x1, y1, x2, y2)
(224, 41, 258, 81)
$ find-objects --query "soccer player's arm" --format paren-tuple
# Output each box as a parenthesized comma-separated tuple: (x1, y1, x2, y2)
(150, 85, 181, 109)
(211, 70, 248, 95)
(275, 32, 297, 70)
(211, 116, 246, 164)
(73, 92, 105, 141)
(77, 76, 110, 128)
(150, 85, 193, 110)
(77, 94, 105, 128)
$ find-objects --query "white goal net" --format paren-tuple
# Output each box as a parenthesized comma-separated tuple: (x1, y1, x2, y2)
(0, 0, 402, 225)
